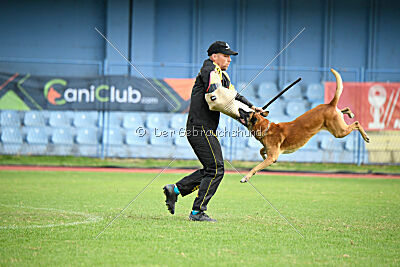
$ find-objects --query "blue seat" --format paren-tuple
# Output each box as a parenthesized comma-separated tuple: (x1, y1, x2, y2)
(344, 132, 358, 151)
(49, 112, 70, 127)
(344, 138, 355, 151)
(301, 137, 319, 151)
(266, 99, 284, 116)
(26, 127, 48, 145)
(76, 128, 98, 145)
(122, 113, 144, 129)
(320, 134, 344, 152)
(267, 115, 291, 123)
(238, 82, 258, 102)
(0, 110, 20, 126)
(73, 112, 98, 127)
(285, 101, 308, 117)
(306, 83, 324, 101)
(98, 112, 122, 128)
(24, 111, 45, 126)
(126, 131, 148, 146)
(174, 135, 190, 147)
(170, 114, 187, 130)
(281, 83, 303, 100)
(258, 82, 278, 99)
(238, 82, 257, 95)
(149, 131, 172, 146)
(102, 128, 123, 145)
(51, 128, 74, 145)
(1, 127, 23, 144)
(146, 113, 168, 130)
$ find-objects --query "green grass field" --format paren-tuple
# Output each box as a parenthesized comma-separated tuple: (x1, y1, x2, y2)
(0, 169, 399, 266)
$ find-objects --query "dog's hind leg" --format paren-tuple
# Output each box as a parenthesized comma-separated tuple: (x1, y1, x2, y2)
(241, 150, 279, 183)
(327, 117, 370, 143)
(341, 107, 355, 118)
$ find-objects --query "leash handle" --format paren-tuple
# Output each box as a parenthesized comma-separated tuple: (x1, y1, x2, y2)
(262, 77, 302, 110)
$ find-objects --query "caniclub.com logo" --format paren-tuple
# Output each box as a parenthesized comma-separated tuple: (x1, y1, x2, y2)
(44, 79, 142, 105)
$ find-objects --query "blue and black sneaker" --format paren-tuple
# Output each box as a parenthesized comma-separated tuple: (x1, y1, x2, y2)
(189, 211, 217, 222)
(163, 184, 178, 214)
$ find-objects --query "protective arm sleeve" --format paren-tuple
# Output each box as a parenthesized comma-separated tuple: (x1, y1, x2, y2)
(204, 70, 222, 93)
(235, 93, 254, 108)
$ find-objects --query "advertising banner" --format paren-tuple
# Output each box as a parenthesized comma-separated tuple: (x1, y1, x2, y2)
(0, 72, 195, 112)
(325, 82, 400, 131)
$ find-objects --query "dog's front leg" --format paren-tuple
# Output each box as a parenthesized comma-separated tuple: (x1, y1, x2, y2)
(259, 148, 266, 160)
(241, 155, 277, 183)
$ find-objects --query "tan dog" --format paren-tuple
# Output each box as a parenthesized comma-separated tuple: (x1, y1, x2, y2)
(239, 68, 370, 183)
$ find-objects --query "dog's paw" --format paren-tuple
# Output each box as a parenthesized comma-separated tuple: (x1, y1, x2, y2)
(365, 135, 370, 143)
(240, 177, 248, 183)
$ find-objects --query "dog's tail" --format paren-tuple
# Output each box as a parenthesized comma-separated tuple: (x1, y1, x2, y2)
(329, 68, 344, 107)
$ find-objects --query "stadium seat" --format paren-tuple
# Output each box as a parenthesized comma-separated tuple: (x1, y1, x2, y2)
(281, 82, 303, 100)
(126, 131, 148, 146)
(174, 135, 190, 147)
(98, 112, 122, 128)
(51, 128, 74, 145)
(170, 113, 187, 130)
(266, 99, 284, 116)
(26, 127, 48, 145)
(0, 110, 20, 126)
(267, 115, 291, 123)
(24, 111, 45, 126)
(258, 82, 278, 99)
(320, 134, 344, 152)
(49, 111, 70, 127)
(149, 130, 173, 146)
(285, 101, 308, 117)
(344, 132, 359, 151)
(102, 128, 123, 146)
(344, 138, 355, 151)
(237, 82, 258, 99)
(73, 111, 98, 127)
(76, 128, 98, 145)
(306, 83, 324, 101)
(301, 136, 319, 151)
(146, 112, 168, 130)
(0, 126, 23, 155)
(1, 127, 23, 144)
(122, 113, 144, 129)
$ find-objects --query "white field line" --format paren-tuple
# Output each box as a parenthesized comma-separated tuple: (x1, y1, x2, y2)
(0, 204, 103, 229)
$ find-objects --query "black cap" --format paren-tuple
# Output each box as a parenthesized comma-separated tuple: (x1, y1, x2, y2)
(207, 41, 238, 56)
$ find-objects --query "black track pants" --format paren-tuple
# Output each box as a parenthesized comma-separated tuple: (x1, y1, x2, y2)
(175, 125, 224, 211)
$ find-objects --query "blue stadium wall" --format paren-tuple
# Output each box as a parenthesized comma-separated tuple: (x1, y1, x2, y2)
(1, 0, 399, 82)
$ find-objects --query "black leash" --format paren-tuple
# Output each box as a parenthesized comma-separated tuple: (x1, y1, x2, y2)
(262, 78, 302, 110)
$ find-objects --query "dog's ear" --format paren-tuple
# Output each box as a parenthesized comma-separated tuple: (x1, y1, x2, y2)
(261, 110, 269, 117)
(238, 108, 253, 126)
